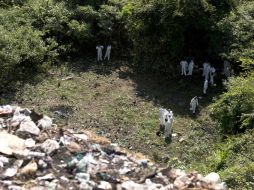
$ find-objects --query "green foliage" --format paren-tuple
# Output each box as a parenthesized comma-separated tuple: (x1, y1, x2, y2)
(210, 74, 254, 134)
(0, 6, 58, 86)
(0, 0, 27, 8)
(217, 0, 254, 70)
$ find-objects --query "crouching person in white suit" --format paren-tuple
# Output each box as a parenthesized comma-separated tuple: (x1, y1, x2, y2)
(157, 108, 174, 143)
(104, 45, 112, 61)
(190, 96, 199, 115)
(96, 45, 104, 61)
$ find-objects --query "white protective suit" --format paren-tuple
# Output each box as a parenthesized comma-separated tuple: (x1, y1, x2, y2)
(180, 60, 188, 76)
(203, 79, 208, 94)
(159, 108, 173, 140)
(187, 60, 194, 75)
(209, 66, 216, 84)
(190, 96, 199, 114)
(96, 45, 104, 61)
(104, 45, 112, 61)
(202, 62, 211, 78)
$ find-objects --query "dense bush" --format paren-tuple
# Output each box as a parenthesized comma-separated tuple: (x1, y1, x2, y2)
(210, 1, 254, 134)
(210, 74, 254, 134)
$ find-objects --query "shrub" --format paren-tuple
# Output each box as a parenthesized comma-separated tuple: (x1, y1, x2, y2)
(210, 74, 254, 134)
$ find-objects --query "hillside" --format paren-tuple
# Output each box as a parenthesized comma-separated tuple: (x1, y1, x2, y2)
(1, 59, 253, 189)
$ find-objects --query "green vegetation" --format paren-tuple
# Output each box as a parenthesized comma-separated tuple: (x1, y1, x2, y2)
(1, 0, 254, 189)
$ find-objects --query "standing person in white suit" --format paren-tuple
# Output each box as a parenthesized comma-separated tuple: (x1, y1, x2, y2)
(96, 45, 104, 61)
(205, 63, 211, 81)
(203, 79, 208, 95)
(187, 59, 194, 75)
(190, 96, 199, 114)
(180, 59, 188, 76)
(202, 61, 210, 78)
(209, 66, 216, 85)
(104, 45, 112, 61)
(158, 108, 174, 143)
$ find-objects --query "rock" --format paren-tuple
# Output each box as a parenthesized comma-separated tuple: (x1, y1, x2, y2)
(7, 185, 22, 190)
(0, 156, 9, 168)
(203, 172, 221, 184)
(38, 160, 48, 169)
(2, 160, 23, 178)
(97, 181, 112, 190)
(0, 105, 13, 115)
(214, 182, 227, 190)
(18, 119, 40, 136)
(25, 138, 36, 148)
(73, 134, 88, 141)
(37, 173, 55, 181)
(37, 116, 53, 129)
(28, 151, 46, 158)
(20, 160, 38, 175)
(75, 173, 90, 183)
(0, 118, 6, 129)
(121, 181, 147, 190)
(0, 131, 26, 155)
(41, 139, 59, 155)
(60, 176, 69, 183)
(65, 141, 82, 153)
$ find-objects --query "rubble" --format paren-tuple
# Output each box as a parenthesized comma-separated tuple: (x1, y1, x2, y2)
(0, 105, 227, 190)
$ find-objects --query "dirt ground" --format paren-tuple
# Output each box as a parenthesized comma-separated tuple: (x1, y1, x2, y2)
(8, 60, 223, 165)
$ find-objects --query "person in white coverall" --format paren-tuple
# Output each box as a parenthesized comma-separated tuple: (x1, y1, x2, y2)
(203, 79, 208, 95)
(180, 59, 188, 76)
(209, 66, 216, 85)
(202, 62, 211, 80)
(187, 59, 194, 75)
(96, 45, 104, 61)
(158, 108, 173, 143)
(190, 96, 199, 114)
(104, 45, 111, 61)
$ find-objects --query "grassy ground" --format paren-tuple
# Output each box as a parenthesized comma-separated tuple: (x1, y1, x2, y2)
(3, 58, 254, 189)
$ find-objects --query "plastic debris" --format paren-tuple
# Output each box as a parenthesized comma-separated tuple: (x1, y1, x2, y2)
(0, 105, 227, 190)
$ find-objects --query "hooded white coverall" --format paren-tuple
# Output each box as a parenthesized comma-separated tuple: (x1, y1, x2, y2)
(159, 108, 173, 139)
(180, 60, 188, 76)
(96, 45, 104, 61)
(104, 45, 112, 60)
(187, 60, 194, 75)
(190, 97, 199, 114)
(209, 67, 216, 84)
(203, 80, 208, 94)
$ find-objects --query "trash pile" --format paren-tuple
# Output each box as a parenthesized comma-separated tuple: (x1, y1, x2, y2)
(0, 105, 227, 190)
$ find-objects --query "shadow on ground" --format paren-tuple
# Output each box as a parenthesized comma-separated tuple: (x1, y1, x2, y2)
(117, 67, 225, 117)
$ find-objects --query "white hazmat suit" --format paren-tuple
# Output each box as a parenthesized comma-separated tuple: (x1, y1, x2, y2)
(104, 45, 112, 61)
(190, 96, 199, 114)
(180, 60, 188, 76)
(203, 79, 208, 94)
(96, 45, 104, 61)
(209, 66, 216, 84)
(202, 62, 211, 79)
(159, 108, 173, 140)
(187, 60, 194, 75)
